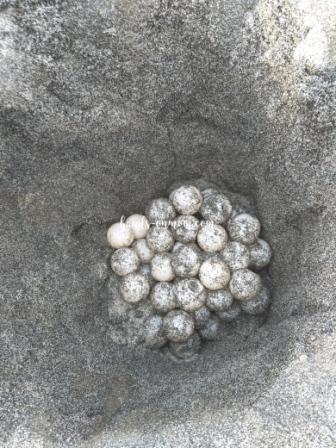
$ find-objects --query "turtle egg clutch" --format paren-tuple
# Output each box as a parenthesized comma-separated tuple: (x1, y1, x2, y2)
(107, 185, 272, 360)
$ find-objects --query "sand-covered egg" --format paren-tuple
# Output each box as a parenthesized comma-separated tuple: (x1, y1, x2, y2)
(240, 286, 271, 314)
(199, 316, 220, 340)
(193, 306, 211, 329)
(143, 315, 167, 348)
(200, 192, 232, 224)
(168, 332, 201, 360)
(221, 241, 250, 271)
(111, 248, 140, 276)
(206, 289, 233, 312)
(249, 238, 272, 269)
(163, 310, 195, 342)
(174, 278, 207, 312)
(170, 185, 203, 215)
(146, 198, 176, 222)
(172, 215, 199, 243)
(171, 243, 201, 278)
(146, 226, 175, 253)
(229, 268, 262, 301)
(217, 301, 241, 321)
(119, 272, 150, 304)
(151, 282, 176, 313)
(227, 213, 261, 245)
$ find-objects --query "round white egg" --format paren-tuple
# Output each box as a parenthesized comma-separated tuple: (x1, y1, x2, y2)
(132, 238, 154, 263)
(197, 224, 228, 252)
(107, 222, 134, 249)
(199, 256, 231, 290)
(151, 253, 175, 282)
(126, 214, 149, 239)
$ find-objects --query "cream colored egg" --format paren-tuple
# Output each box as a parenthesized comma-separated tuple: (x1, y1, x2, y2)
(151, 253, 175, 282)
(132, 238, 154, 263)
(199, 256, 231, 290)
(126, 214, 149, 239)
(197, 223, 228, 252)
(107, 222, 134, 249)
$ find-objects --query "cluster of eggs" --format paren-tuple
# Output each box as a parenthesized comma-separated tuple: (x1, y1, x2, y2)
(107, 185, 272, 360)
